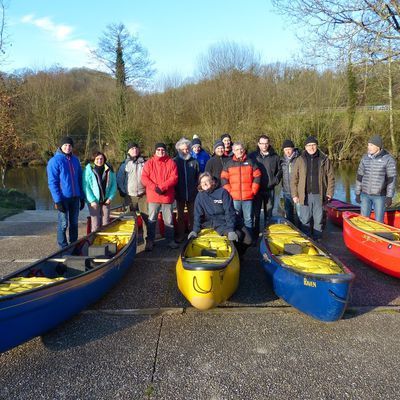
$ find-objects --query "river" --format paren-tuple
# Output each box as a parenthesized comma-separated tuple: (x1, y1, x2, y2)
(5, 164, 360, 210)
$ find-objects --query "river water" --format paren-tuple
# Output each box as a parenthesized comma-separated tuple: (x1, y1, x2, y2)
(5, 164, 360, 210)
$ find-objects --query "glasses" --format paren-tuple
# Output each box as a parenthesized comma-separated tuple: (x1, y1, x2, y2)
(259, 142, 269, 145)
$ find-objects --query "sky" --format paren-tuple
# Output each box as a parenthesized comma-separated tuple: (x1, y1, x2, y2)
(3, 0, 300, 80)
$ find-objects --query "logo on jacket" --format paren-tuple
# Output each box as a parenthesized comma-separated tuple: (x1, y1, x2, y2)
(214, 199, 223, 204)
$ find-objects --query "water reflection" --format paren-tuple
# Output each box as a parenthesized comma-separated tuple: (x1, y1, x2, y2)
(2, 162, 390, 210)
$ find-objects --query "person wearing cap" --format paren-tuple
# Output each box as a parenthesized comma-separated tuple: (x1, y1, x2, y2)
(83, 151, 117, 232)
(290, 135, 335, 240)
(190, 136, 210, 173)
(141, 143, 179, 250)
(355, 135, 397, 223)
(280, 139, 300, 225)
(249, 135, 282, 236)
(205, 140, 229, 185)
(117, 142, 150, 249)
(174, 138, 200, 242)
(47, 136, 85, 248)
(220, 133, 233, 157)
(221, 142, 262, 233)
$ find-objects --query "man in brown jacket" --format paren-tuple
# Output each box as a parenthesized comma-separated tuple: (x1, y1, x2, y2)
(290, 136, 335, 240)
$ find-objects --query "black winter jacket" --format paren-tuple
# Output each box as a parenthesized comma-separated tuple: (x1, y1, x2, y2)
(174, 156, 200, 202)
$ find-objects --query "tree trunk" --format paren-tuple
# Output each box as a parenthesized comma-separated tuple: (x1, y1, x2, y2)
(388, 53, 397, 157)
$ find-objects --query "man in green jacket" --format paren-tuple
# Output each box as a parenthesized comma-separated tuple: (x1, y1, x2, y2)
(290, 136, 335, 241)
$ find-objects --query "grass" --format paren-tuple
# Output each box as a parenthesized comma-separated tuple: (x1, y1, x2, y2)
(0, 188, 36, 221)
(0, 207, 22, 221)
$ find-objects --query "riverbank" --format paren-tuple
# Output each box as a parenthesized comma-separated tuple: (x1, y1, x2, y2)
(0, 189, 36, 221)
(0, 211, 399, 398)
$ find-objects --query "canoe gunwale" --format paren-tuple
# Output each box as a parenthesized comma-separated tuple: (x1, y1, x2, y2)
(0, 211, 137, 303)
(180, 234, 237, 271)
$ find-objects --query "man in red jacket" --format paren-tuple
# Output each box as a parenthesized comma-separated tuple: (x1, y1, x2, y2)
(220, 142, 261, 236)
(141, 143, 179, 250)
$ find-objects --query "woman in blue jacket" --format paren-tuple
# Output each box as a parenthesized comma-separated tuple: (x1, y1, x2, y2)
(83, 151, 117, 232)
(188, 172, 252, 255)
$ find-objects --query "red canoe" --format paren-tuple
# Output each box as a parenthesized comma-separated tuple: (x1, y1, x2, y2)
(342, 211, 400, 278)
(326, 198, 400, 228)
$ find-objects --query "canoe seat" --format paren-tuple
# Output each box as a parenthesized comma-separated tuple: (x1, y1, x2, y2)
(372, 231, 400, 241)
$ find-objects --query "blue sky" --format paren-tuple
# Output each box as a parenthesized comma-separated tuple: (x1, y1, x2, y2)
(4, 0, 300, 79)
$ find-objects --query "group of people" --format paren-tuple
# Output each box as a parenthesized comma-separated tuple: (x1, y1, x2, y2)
(47, 132, 397, 251)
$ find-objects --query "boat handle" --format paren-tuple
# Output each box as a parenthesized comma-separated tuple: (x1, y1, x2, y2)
(193, 276, 213, 294)
(328, 289, 347, 303)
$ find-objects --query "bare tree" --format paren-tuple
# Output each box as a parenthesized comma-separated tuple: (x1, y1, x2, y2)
(198, 41, 262, 78)
(92, 23, 155, 89)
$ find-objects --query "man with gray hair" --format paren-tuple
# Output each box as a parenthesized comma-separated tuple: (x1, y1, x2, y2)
(355, 135, 397, 223)
(174, 138, 200, 242)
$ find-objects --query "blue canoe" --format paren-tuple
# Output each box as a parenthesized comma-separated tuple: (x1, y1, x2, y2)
(259, 217, 354, 322)
(0, 212, 136, 353)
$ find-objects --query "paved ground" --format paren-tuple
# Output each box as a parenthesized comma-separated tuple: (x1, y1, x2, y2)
(0, 211, 399, 399)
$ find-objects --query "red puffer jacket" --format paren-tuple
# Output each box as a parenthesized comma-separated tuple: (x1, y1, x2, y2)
(220, 154, 261, 200)
(141, 155, 178, 203)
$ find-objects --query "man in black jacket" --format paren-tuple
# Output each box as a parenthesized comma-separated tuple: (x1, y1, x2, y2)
(205, 140, 230, 185)
(174, 138, 200, 242)
(249, 135, 282, 238)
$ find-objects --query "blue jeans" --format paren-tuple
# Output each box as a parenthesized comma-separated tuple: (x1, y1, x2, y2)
(233, 200, 253, 231)
(57, 197, 80, 248)
(296, 193, 323, 240)
(253, 189, 274, 235)
(360, 193, 385, 223)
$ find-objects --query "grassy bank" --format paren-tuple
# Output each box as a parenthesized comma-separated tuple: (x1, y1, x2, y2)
(0, 189, 36, 221)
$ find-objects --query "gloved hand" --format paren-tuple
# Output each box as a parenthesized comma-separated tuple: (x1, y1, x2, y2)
(188, 231, 198, 240)
(155, 186, 164, 195)
(118, 189, 126, 198)
(355, 194, 361, 204)
(385, 197, 392, 207)
(80, 198, 86, 210)
(56, 202, 66, 213)
(227, 231, 239, 241)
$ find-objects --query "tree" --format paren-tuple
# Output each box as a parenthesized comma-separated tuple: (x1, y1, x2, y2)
(197, 41, 262, 78)
(93, 23, 155, 89)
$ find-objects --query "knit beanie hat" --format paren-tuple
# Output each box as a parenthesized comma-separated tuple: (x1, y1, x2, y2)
(213, 140, 224, 152)
(60, 136, 74, 147)
(368, 135, 383, 148)
(304, 136, 318, 146)
(220, 133, 232, 141)
(282, 139, 295, 149)
(155, 143, 167, 150)
(127, 142, 139, 151)
(191, 138, 202, 147)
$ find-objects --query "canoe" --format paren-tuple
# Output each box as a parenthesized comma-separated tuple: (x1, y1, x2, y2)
(259, 217, 354, 321)
(176, 229, 239, 310)
(343, 211, 400, 278)
(0, 210, 137, 353)
(326, 198, 400, 227)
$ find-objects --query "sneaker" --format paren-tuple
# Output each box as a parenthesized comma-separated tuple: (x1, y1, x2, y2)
(168, 240, 179, 249)
(145, 241, 154, 252)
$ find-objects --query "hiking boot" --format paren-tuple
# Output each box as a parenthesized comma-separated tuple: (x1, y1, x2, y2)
(145, 240, 154, 252)
(167, 240, 179, 249)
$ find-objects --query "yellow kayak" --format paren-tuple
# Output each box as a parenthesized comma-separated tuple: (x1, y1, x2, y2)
(176, 229, 239, 310)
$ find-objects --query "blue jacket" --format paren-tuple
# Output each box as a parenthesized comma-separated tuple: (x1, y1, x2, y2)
(83, 163, 117, 204)
(191, 149, 210, 173)
(193, 187, 237, 235)
(47, 149, 83, 203)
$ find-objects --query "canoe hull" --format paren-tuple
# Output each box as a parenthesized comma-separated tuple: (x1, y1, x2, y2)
(259, 218, 354, 322)
(326, 199, 400, 228)
(343, 212, 400, 278)
(0, 216, 137, 353)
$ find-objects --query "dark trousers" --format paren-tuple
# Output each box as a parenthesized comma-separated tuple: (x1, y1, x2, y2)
(253, 189, 275, 236)
(57, 197, 80, 248)
(175, 200, 194, 242)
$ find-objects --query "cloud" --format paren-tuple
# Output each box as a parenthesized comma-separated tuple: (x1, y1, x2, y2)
(21, 14, 90, 54)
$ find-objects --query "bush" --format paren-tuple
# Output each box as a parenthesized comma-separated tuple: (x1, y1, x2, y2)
(0, 189, 36, 210)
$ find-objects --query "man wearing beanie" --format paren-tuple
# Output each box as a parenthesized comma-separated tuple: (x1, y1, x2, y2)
(280, 139, 300, 225)
(205, 140, 229, 185)
(117, 142, 150, 250)
(141, 142, 179, 249)
(249, 135, 282, 237)
(355, 135, 397, 222)
(190, 136, 210, 173)
(290, 135, 335, 241)
(47, 136, 85, 248)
